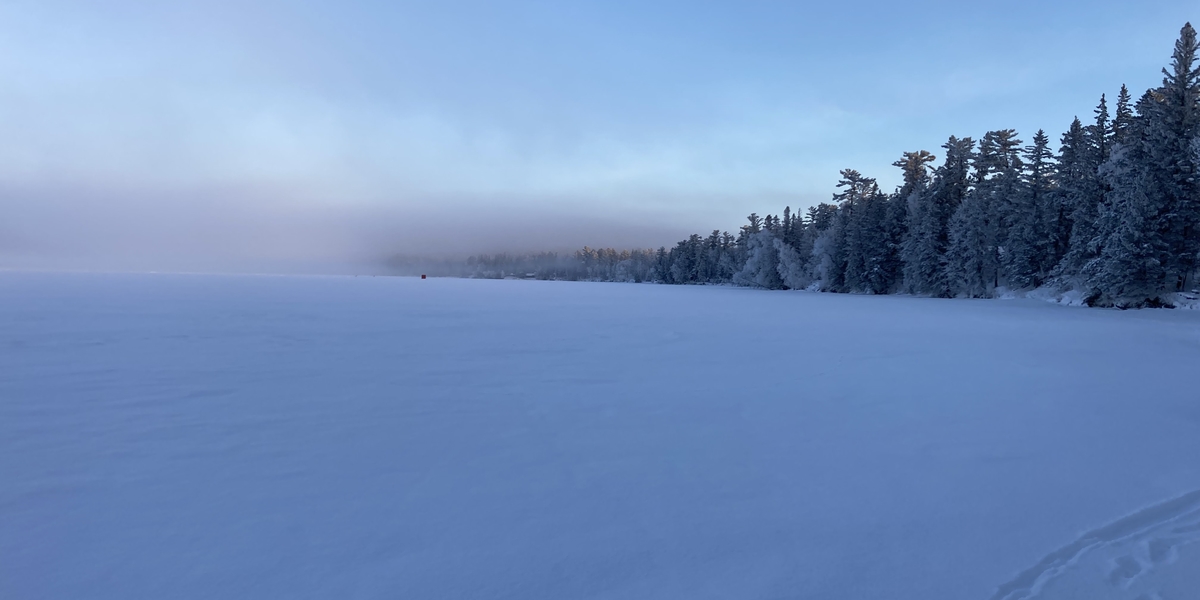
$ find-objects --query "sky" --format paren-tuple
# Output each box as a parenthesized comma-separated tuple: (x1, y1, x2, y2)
(1, 0, 1196, 273)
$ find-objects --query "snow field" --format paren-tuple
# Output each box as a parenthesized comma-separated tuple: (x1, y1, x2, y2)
(2, 272, 1200, 599)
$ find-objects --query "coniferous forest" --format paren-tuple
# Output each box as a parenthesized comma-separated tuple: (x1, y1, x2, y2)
(416, 24, 1200, 308)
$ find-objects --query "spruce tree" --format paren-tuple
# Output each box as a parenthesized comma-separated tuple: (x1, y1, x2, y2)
(904, 138, 973, 296)
(946, 189, 996, 297)
(810, 170, 876, 291)
(946, 131, 1021, 297)
(1088, 24, 1200, 304)
(1145, 22, 1200, 291)
(833, 170, 888, 293)
(1113, 84, 1135, 143)
(1093, 94, 1113, 164)
(1050, 119, 1083, 270)
(895, 150, 938, 293)
(1054, 115, 1105, 280)
(1003, 130, 1054, 288)
(1088, 162, 1167, 306)
(891, 151, 936, 291)
(631, 22, 1199, 306)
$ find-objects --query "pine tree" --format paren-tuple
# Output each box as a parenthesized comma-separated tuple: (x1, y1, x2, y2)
(946, 131, 1022, 297)
(809, 170, 877, 291)
(902, 184, 938, 293)
(946, 189, 996, 297)
(830, 170, 887, 293)
(1093, 94, 1113, 164)
(895, 150, 938, 292)
(733, 229, 784, 289)
(717, 231, 739, 281)
(654, 247, 670, 282)
(1049, 119, 1083, 272)
(1003, 130, 1054, 288)
(1054, 111, 1107, 281)
(903, 138, 973, 296)
(744, 213, 763, 235)
(1145, 22, 1200, 292)
(1087, 164, 1167, 306)
(1087, 23, 1200, 304)
(806, 203, 838, 233)
(984, 130, 1026, 290)
(622, 22, 1199, 306)
(1113, 84, 1135, 143)
(891, 150, 935, 290)
(857, 184, 895, 294)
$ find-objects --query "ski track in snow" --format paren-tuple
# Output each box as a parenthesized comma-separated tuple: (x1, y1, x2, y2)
(992, 490, 1200, 600)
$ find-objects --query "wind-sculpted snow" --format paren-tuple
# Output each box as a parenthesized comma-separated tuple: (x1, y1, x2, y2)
(2, 273, 1200, 599)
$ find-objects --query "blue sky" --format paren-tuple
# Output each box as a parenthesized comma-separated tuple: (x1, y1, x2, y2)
(0, 1, 1196, 269)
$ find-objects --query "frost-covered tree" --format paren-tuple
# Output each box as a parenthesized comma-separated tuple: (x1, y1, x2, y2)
(734, 228, 784, 289)
(844, 185, 893, 294)
(477, 22, 1197, 308)
(775, 236, 811, 290)
(1144, 22, 1200, 292)
(895, 150, 937, 292)
(946, 193, 996, 297)
(1054, 97, 1114, 283)
(775, 205, 813, 281)
(1002, 130, 1054, 288)
(1047, 118, 1087, 272)
(946, 130, 1021, 296)
(1093, 94, 1113, 165)
(806, 203, 838, 233)
(881, 151, 930, 293)
(904, 137, 974, 296)
(816, 169, 889, 293)
(1086, 144, 1167, 306)
(806, 203, 841, 288)
(1113, 84, 1135, 144)
(1087, 23, 1200, 303)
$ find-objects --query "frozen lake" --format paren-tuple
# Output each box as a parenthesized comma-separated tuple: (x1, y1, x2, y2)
(3, 272, 1200, 599)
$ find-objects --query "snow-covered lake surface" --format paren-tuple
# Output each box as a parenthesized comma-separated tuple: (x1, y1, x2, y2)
(3, 272, 1200, 600)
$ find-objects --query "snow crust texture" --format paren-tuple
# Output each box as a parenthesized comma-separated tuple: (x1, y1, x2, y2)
(2, 273, 1200, 599)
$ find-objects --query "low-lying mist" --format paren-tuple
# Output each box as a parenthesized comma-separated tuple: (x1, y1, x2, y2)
(0, 185, 692, 275)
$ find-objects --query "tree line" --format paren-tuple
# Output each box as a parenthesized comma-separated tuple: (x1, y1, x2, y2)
(414, 24, 1200, 308)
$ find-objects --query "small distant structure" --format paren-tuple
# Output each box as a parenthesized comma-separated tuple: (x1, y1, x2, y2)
(421, 274, 427, 280)
(522, 273, 537, 279)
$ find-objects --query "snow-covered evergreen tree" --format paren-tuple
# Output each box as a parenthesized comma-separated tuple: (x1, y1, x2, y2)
(775, 236, 811, 290)
(733, 229, 784, 289)
(1144, 22, 1200, 292)
(946, 130, 1021, 296)
(566, 22, 1198, 308)
(1054, 98, 1115, 283)
(1088, 23, 1200, 303)
(946, 192, 996, 297)
(906, 137, 974, 296)
(1113, 84, 1135, 144)
(888, 150, 932, 293)
(1086, 139, 1167, 306)
(1047, 118, 1088, 273)
(1002, 130, 1054, 289)
(895, 150, 937, 293)
(823, 170, 888, 293)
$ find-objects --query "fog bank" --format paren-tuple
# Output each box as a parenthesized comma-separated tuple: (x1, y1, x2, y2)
(0, 185, 696, 275)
